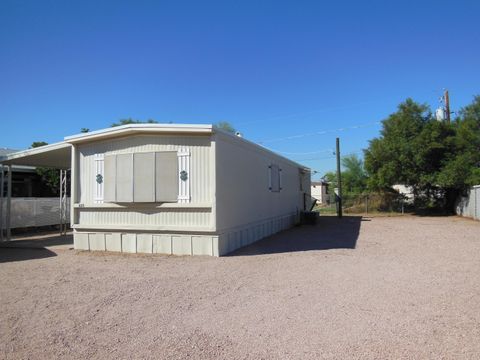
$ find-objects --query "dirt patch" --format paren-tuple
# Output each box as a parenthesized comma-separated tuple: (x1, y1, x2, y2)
(1, 216, 479, 359)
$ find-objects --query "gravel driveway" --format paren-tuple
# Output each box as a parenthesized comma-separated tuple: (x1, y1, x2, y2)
(1, 216, 479, 359)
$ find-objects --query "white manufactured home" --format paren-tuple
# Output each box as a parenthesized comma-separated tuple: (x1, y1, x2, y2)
(0, 124, 311, 256)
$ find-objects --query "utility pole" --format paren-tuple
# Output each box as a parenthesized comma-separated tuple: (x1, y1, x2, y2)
(336, 137, 342, 218)
(444, 89, 451, 123)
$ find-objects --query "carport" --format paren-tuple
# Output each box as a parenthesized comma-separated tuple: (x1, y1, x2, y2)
(0, 142, 72, 241)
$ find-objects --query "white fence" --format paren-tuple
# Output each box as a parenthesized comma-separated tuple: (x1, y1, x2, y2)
(455, 186, 480, 220)
(1, 197, 70, 229)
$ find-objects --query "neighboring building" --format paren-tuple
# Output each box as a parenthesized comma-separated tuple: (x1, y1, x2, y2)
(311, 181, 329, 204)
(1, 124, 311, 256)
(1, 148, 68, 232)
(455, 185, 480, 221)
(392, 184, 414, 203)
(0, 148, 57, 198)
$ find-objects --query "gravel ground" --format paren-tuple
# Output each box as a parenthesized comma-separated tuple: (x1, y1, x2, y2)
(1, 216, 479, 359)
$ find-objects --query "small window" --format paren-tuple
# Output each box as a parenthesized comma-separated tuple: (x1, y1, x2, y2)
(269, 164, 282, 192)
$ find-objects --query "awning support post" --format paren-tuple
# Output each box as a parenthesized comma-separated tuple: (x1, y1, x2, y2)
(59, 169, 68, 236)
(0, 164, 4, 242)
(6, 165, 12, 240)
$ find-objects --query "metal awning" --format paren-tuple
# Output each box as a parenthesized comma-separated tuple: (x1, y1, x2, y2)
(0, 142, 71, 169)
(0, 142, 72, 241)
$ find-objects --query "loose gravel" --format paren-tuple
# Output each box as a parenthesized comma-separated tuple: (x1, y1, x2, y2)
(1, 216, 479, 359)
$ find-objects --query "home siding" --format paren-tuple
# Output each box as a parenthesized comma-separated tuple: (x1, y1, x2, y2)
(214, 132, 310, 255)
(73, 134, 214, 233)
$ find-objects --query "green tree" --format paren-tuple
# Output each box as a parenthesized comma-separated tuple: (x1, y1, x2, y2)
(111, 118, 158, 127)
(214, 121, 236, 134)
(364, 98, 431, 191)
(341, 154, 367, 193)
(31, 142, 60, 195)
(364, 96, 480, 212)
(323, 171, 337, 189)
(437, 96, 480, 190)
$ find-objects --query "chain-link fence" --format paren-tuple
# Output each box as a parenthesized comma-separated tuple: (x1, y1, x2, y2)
(315, 192, 408, 215)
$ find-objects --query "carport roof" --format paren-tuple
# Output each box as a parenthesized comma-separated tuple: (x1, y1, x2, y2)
(0, 142, 71, 169)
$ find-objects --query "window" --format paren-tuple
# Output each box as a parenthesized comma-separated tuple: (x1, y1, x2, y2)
(269, 164, 282, 192)
(103, 150, 188, 203)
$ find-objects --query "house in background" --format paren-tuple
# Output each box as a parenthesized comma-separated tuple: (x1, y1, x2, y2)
(0, 148, 57, 198)
(392, 184, 414, 203)
(311, 180, 329, 205)
(1, 124, 311, 256)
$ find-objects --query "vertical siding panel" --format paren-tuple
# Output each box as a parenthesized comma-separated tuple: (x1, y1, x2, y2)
(77, 135, 213, 228)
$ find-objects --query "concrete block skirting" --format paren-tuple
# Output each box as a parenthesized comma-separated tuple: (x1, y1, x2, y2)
(217, 212, 297, 256)
(73, 213, 297, 256)
(74, 231, 219, 256)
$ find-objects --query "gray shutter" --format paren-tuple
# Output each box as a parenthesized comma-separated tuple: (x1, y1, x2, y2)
(104, 155, 116, 202)
(155, 152, 178, 202)
(134, 152, 155, 202)
(116, 153, 134, 202)
(270, 164, 280, 192)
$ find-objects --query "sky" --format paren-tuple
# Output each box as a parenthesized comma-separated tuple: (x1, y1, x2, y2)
(1, 0, 479, 178)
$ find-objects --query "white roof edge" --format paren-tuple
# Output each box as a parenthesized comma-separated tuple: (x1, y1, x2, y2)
(0, 141, 71, 163)
(65, 123, 214, 144)
(213, 128, 311, 171)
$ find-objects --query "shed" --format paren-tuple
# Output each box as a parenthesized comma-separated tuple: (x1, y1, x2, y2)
(311, 181, 329, 205)
(1, 124, 311, 256)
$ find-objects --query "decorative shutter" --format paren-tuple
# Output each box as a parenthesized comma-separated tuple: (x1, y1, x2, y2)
(155, 152, 179, 202)
(279, 167, 283, 191)
(133, 152, 155, 202)
(269, 164, 280, 192)
(116, 153, 134, 202)
(94, 154, 104, 203)
(177, 148, 190, 203)
(104, 155, 116, 202)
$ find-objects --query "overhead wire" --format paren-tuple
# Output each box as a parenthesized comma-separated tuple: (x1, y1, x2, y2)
(263, 148, 334, 155)
(257, 121, 381, 144)
(235, 101, 373, 126)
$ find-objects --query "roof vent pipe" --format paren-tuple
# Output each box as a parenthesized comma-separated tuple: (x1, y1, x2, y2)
(235, 131, 243, 137)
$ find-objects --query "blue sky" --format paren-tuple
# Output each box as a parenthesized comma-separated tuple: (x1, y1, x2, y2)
(1, 0, 479, 178)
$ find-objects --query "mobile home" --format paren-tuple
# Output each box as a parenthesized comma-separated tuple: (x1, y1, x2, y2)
(1, 124, 311, 255)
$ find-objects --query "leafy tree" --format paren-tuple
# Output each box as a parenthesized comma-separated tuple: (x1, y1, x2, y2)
(323, 171, 337, 189)
(214, 121, 236, 134)
(31, 141, 60, 195)
(437, 96, 480, 190)
(323, 154, 367, 195)
(364, 98, 431, 191)
(364, 96, 480, 212)
(341, 154, 367, 193)
(111, 118, 158, 127)
(80, 128, 90, 133)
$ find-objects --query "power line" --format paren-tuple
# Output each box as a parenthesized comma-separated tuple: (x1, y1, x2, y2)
(235, 101, 373, 126)
(294, 150, 364, 162)
(263, 148, 334, 155)
(257, 121, 381, 144)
